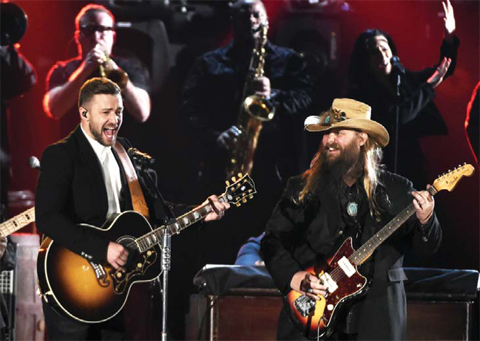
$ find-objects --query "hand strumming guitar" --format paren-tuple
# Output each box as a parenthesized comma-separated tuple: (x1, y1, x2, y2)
(107, 241, 128, 270)
(290, 271, 327, 301)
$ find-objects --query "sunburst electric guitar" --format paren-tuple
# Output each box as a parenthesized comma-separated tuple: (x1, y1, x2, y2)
(37, 174, 256, 323)
(285, 164, 475, 339)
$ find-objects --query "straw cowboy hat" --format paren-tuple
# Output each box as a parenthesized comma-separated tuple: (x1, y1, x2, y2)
(304, 98, 390, 148)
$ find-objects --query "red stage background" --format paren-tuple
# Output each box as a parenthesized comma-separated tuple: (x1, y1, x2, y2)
(6, 0, 479, 270)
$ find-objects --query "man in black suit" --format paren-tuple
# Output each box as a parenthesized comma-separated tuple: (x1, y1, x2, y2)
(261, 98, 442, 340)
(35, 77, 229, 340)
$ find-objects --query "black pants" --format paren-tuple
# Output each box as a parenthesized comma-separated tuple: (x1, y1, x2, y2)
(42, 302, 124, 340)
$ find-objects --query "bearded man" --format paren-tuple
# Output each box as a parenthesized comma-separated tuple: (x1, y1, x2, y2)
(261, 98, 442, 340)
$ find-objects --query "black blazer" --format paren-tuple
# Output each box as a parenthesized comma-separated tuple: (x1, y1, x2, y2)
(261, 172, 442, 340)
(36, 126, 168, 263)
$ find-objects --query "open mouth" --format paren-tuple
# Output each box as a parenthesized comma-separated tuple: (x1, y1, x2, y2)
(103, 127, 118, 141)
(325, 144, 341, 156)
(327, 148, 339, 154)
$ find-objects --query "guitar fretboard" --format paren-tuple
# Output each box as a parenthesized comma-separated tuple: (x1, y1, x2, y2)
(134, 195, 227, 252)
(350, 186, 437, 265)
(0, 207, 35, 237)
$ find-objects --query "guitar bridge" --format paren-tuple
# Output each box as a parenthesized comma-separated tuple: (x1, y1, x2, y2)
(294, 295, 316, 317)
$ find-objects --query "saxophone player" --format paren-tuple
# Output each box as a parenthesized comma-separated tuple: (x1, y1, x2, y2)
(43, 4, 151, 137)
(182, 0, 314, 182)
(180, 0, 314, 283)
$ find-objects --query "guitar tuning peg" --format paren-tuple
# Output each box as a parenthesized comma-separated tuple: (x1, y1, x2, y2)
(238, 172, 243, 178)
(248, 194, 253, 199)
(225, 180, 230, 186)
(242, 198, 247, 203)
(231, 176, 237, 182)
(235, 202, 241, 207)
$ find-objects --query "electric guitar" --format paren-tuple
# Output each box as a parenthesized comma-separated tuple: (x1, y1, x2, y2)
(285, 164, 474, 339)
(0, 207, 35, 237)
(37, 174, 256, 323)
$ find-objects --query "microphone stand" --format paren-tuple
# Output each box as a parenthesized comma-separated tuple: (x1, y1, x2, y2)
(394, 72, 400, 174)
(161, 229, 171, 341)
(129, 150, 175, 341)
(391, 56, 404, 174)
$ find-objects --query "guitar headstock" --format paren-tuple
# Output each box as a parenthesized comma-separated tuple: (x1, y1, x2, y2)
(432, 163, 475, 193)
(224, 173, 257, 207)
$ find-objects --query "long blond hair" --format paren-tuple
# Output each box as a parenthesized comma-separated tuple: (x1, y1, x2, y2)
(299, 135, 384, 220)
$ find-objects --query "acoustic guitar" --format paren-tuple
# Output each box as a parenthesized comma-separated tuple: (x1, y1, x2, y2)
(284, 164, 474, 339)
(37, 174, 256, 323)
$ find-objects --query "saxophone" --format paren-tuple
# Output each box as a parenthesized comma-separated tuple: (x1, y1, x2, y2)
(227, 22, 275, 180)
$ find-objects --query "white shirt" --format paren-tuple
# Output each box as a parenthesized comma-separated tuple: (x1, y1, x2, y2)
(81, 126, 122, 219)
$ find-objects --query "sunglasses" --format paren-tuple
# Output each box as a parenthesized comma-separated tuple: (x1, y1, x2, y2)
(80, 25, 115, 35)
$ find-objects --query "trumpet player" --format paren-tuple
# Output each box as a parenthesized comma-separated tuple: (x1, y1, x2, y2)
(43, 4, 151, 136)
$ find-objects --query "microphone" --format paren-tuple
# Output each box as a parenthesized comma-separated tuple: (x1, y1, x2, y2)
(391, 56, 405, 75)
(128, 148, 155, 165)
(28, 156, 41, 170)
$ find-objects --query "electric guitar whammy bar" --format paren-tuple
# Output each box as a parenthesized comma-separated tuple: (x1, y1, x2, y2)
(37, 174, 256, 323)
(285, 164, 474, 339)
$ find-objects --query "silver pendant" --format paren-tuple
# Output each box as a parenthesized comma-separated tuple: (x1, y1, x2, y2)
(347, 202, 358, 217)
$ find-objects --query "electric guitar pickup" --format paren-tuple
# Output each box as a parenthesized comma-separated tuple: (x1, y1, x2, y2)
(284, 164, 474, 339)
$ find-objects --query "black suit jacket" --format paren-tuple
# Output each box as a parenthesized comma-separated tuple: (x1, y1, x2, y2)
(261, 172, 442, 340)
(36, 126, 170, 263)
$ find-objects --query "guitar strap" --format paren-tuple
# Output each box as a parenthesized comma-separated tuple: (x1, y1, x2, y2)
(113, 141, 150, 220)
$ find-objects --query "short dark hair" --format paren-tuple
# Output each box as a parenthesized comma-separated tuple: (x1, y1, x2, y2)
(78, 77, 121, 108)
(75, 4, 115, 31)
(230, 0, 265, 17)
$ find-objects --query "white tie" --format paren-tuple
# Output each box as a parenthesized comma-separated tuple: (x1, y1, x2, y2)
(102, 150, 122, 219)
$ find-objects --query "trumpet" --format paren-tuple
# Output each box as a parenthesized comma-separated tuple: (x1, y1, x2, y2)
(99, 51, 129, 90)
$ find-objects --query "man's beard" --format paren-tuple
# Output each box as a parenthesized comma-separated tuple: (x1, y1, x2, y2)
(90, 122, 116, 147)
(316, 141, 364, 193)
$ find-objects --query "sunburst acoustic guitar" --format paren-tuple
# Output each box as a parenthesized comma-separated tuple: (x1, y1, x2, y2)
(37, 174, 256, 323)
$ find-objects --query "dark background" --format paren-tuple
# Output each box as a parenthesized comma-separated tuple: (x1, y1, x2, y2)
(4, 0, 479, 337)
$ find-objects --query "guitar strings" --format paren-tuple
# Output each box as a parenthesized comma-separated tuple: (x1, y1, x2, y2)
(122, 195, 229, 252)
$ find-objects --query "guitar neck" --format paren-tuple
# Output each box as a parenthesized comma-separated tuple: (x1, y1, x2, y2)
(134, 194, 228, 252)
(351, 186, 437, 265)
(0, 207, 35, 237)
